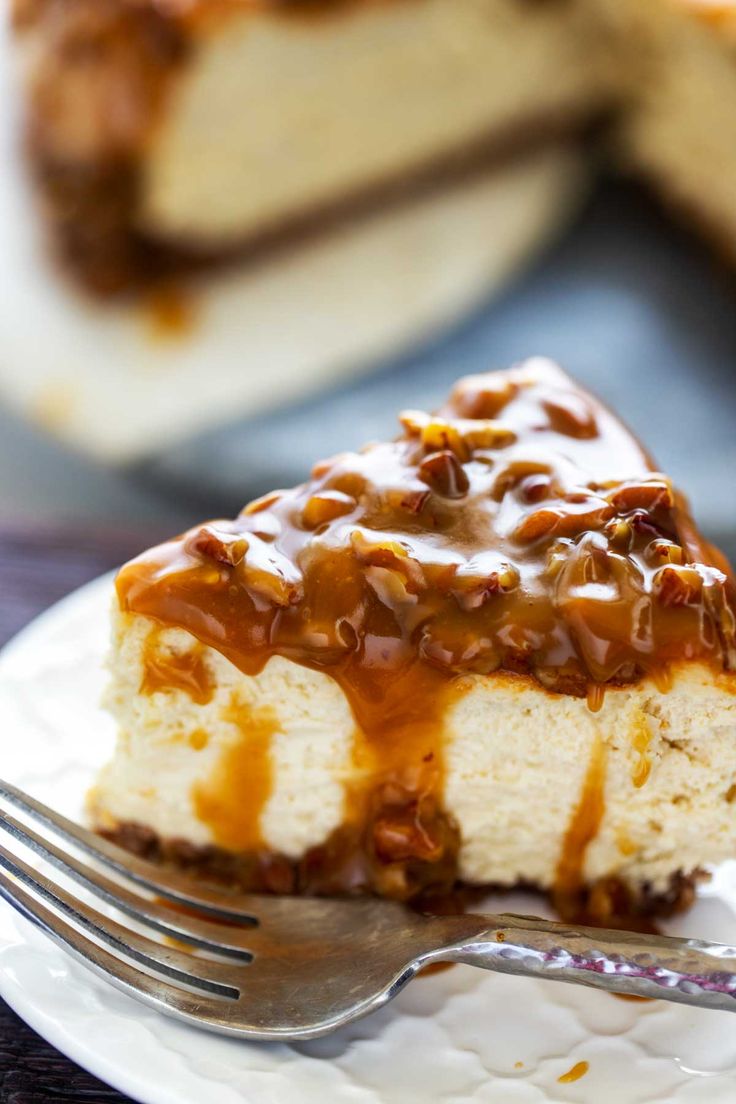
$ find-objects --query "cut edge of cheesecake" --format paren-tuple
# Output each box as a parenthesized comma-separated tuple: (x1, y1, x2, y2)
(94, 357, 736, 925)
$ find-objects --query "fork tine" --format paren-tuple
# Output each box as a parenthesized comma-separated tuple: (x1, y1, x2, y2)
(0, 839, 241, 998)
(0, 868, 237, 1028)
(0, 779, 255, 921)
(0, 806, 254, 959)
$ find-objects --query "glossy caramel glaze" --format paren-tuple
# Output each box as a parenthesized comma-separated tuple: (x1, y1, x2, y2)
(116, 359, 736, 905)
(119, 358, 735, 691)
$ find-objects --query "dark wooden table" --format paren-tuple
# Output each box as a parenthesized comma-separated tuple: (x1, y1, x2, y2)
(0, 522, 171, 1104)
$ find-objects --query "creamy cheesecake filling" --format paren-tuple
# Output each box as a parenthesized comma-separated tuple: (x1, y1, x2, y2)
(98, 613, 736, 920)
(97, 360, 736, 920)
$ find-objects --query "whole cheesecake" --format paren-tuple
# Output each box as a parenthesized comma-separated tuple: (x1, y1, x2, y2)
(10, 0, 605, 293)
(13, 0, 736, 293)
(93, 359, 736, 924)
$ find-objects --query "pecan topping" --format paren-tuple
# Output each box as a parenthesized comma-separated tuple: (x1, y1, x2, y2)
(418, 450, 469, 499)
(118, 359, 735, 746)
(654, 565, 704, 607)
(302, 490, 355, 530)
(186, 524, 249, 567)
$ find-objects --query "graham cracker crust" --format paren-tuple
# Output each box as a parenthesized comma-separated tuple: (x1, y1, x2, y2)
(32, 116, 590, 296)
(100, 818, 703, 931)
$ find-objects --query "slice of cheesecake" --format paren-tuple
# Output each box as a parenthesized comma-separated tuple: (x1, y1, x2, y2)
(94, 358, 736, 924)
(12, 0, 604, 293)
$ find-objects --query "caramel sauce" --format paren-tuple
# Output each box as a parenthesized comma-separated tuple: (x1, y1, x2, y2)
(188, 729, 209, 750)
(616, 829, 637, 857)
(558, 1060, 589, 1085)
(140, 628, 215, 705)
(117, 360, 736, 902)
(586, 683, 605, 713)
(630, 710, 652, 789)
(554, 737, 606, 920)
(144, 283, 197, 341)
(192, 695, 277, 851)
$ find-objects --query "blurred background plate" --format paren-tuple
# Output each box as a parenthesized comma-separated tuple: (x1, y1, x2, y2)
(1, 16, 735, 563)
(0, 15, 586, 462)
(141, 179, 736, 564)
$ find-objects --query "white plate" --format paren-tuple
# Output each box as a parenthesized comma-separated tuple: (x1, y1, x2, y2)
(1, 15, 586, 463)
(3, 575, 736, 1103)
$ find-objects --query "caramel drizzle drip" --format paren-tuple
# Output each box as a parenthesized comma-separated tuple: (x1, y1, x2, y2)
(630, 710, 652, 789)
(192, 696, 277, 851)
(554, 736, 606, 919)
(140, 628, 215, 705)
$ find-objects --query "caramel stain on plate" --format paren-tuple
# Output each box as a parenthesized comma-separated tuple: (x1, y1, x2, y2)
(558, 1060, 589, 1084)
(417, 961, 456, 978)
(193, 694, 277, 851)
(514, 1061, 524, 1070)
(630, 710, 653, 788)
(144, 283, 198, 341)
(141, 629, 214, 705)
(612, 992, 653, 1003)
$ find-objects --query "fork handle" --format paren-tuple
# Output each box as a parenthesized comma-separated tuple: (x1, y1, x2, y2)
(429, 912, 736, 1011)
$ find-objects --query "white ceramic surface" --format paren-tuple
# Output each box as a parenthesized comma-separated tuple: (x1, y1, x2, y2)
(0, 13, 586, 463)
(3, 575, 736, 1103)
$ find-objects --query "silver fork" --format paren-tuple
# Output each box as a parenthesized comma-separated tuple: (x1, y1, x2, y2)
(2, 778, 736, 1040)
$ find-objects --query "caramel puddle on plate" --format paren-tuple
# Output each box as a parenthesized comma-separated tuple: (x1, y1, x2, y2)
(143, 283, 199, 342)
(558, 1060, 589, 1084)
(417, 961, 456, 978)
(193, 694, 277, 851)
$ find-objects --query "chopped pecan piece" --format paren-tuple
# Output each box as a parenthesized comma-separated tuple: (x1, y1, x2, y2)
(302, 490, 355, 530)
(447, 374, 519, 418)
(243, 492, 282, 516)
(418, 450, 469, 499)
(609, 477, 674, 514)
(350, 531, 425, 589)
(542, 393, 598, 439)
(654, 565, 703, 607)
(515, 497, 614, 543)
(451, 561, 519, 610)
(372, 803, 446, 864)
(185, 524, 249, 567)
(491, 461, 552, 501)
(401, 410, 515, 459)
(647, 539, 684, 566)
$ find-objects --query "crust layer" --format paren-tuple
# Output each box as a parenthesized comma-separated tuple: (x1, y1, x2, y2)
(100, 817, 702, 928)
